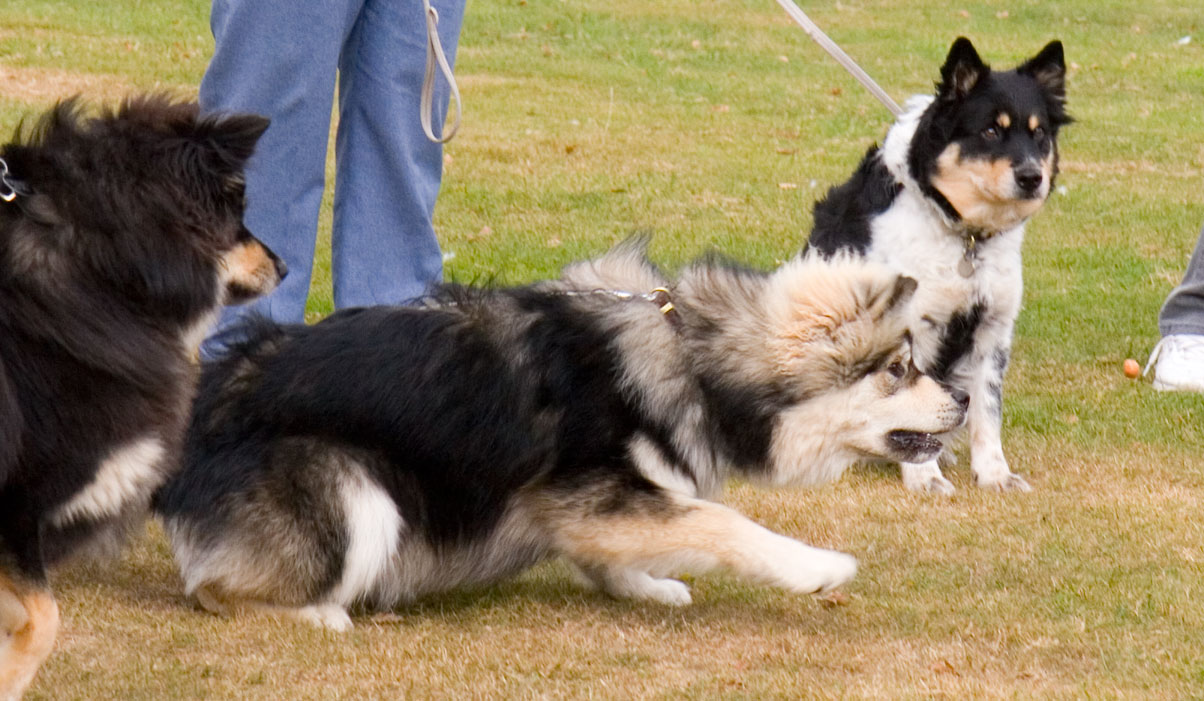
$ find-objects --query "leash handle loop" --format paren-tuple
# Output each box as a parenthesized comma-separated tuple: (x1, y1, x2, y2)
(421, 0, 462, 143)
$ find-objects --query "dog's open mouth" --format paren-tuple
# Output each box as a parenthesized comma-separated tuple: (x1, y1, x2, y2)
(887, 430, 944, 459)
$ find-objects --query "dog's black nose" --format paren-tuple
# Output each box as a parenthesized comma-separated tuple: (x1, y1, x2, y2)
(1014, 166, 1044, 195)
(951, 389, 970, 410)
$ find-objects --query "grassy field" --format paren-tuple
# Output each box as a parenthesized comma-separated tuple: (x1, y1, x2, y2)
(4, 0, 1204, 697)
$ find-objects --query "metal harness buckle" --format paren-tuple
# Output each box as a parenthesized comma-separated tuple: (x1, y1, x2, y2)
(0, 157, 29, 203)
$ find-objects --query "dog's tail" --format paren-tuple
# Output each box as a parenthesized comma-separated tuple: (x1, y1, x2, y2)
(560, 233, 668, 293)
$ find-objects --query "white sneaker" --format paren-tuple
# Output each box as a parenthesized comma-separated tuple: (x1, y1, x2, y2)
(1144, 334, 1204, 392)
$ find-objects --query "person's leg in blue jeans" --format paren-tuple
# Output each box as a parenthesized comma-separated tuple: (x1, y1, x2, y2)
(198, 0, 464, 342)
(1147, 224, 1204, 391)
(334, 0, 464, 308)
(200, 0, 361, 328)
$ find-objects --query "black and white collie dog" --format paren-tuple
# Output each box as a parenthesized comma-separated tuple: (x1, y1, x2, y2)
(0, 97, 284, 698)
(156, 241, 968, 631)
(806, 37, 1071, 494)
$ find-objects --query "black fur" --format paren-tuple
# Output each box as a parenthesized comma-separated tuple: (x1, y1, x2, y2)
(929, 303, 985, 383)
(808, 147, 901, 256)
(0, 96, 273, 584)
(156, 296, 687, 552)
(696, 376, 786, 471)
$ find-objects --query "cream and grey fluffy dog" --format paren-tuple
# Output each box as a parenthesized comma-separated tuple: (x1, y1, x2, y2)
(155, 241, 966, 630)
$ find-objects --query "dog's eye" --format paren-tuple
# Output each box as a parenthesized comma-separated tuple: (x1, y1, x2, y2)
(981, 126, 1001, 141)
(1032, 126, 1046, 141)
(887, 361, 907, 379)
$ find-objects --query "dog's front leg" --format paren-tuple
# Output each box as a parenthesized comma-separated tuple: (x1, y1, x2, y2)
(544, 494, 856, 603)
(968, 343, 1031, 492)
(0, 573, 59, 701)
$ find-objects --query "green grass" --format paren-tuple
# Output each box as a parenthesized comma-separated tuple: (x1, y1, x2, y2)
(3, 0, 1204, 697)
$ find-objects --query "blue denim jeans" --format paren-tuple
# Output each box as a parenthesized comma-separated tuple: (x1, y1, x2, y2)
(200, 0, 465, 330)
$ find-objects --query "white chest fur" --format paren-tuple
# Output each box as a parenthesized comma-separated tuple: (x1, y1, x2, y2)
(50, 437, 166, 528)
(865, 189, 1025, 369)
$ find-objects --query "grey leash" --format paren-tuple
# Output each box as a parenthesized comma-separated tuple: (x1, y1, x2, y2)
(419, 0, 895, 141)
(419, 287, 682, 327)
(420, 0, 462, 143)
(774, 0, 901, 117)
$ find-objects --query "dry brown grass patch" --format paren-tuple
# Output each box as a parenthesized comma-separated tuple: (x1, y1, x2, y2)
(0, 62, 136, 105)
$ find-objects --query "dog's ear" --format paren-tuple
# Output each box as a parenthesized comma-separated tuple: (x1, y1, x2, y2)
(195, 113, 271, 176)
(866, 274, 917, 322)
(113, 97, 269, 181)
(1016, 40, 1067, 101)
(885, 275, 918, 314)
(765, 261, 919, 392)
(938, 37, 989, 100)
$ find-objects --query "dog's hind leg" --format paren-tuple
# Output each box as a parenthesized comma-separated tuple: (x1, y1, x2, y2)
(545, 495, 856, 602)
(0, 572, 59, 701)
(192, 585, 232, 616)
(191, 586, 352, 632)
(232, 600, 352, 632)
(282, 604, 353, 632)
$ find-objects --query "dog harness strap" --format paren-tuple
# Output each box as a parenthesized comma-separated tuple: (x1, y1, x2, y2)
(556, 288, 683, 330)
(0, 157, 31, 203)
(648, 287, 682, 329)
(420, 0, 462, 144)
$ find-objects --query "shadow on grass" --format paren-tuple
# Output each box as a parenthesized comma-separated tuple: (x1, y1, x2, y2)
(52, 519, 853, 637)
(369, 566, 849, 634)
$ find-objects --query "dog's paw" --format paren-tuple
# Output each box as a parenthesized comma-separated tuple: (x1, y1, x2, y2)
(585, 566, 694, 605)
(976, 472, 1032, 492)
(192, 586, 229, 616)
(972, 451, 1032, 492)
(779, 549, 858, 595)
(640, 577, 693, 606)
(901, 462, 955, 495)
(295, 604, 354, 632)
(907, 474, 956, 495)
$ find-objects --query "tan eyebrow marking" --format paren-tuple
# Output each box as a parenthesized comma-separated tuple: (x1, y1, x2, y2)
(1029, 114, 1040, 131)
(996, 113, 1011, 129)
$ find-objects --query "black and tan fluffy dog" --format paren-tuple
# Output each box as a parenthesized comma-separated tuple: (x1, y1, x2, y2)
(0, 96, 284, 698)
(156, 241, 968, 631)
(806, 38, 1071, 494)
